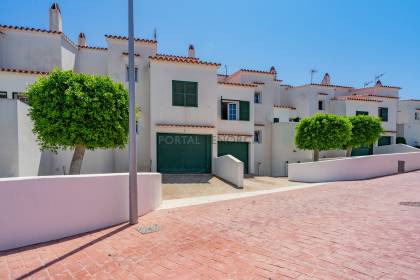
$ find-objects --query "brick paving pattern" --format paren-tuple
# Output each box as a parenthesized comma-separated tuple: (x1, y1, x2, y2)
(1, 171, 420, 279)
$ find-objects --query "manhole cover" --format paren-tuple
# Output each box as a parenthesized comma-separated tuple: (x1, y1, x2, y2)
(399, 202, 420, 207)
(138, 224, 160, 234)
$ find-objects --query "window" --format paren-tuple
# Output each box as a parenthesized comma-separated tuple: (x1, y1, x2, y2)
(356, 111, 369, 116)
(289, 117, 300, 122)
(221, 99, 250, 121)
(378, 107, 388, 122)
(273, 118, 279, 123)
(172, 80, 198, 107)
(254, 92, 261, 104)
(12, 92, 28, 103)
(228, 103, 238, 120)
(378, 136, 392, 146)
(126, 66, 138, 82)
(254, 130, 262, 144)
(415, 112, 420, 121)
(0, 91, 7, 99)
(318, 100, 325, 110)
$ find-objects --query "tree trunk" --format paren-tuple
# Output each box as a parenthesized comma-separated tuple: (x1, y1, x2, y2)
(69, 145, 86, 175)
(346, 147, 352, 157)
(313, 149, 320, 161)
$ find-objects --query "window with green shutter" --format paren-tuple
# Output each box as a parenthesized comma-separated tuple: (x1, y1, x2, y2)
(239, 100, 250, 121)
(378, 107, 388, 122)
(172, 80, 198, 107)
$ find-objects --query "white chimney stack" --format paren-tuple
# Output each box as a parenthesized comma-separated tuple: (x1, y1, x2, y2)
(78, 32, 87, 47)
(49, 3, 62, 32)
(321, 73, 331, 85)
(188, 44, 195, 58)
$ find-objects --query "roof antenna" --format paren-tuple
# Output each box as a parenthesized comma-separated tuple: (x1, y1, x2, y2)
(224, 65, 228, 76)
(153, 28, 157, 41)
(310, 68, 318, 84)
(364, 73, 384, 87)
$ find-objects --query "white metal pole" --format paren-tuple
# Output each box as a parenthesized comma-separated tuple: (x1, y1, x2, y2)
(128, 0, 138, 225)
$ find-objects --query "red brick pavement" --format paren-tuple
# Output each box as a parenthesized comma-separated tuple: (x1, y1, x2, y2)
(1, 171, 420, 279)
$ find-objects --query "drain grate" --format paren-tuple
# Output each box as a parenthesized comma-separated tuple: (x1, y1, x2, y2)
(399, 202, 420, 207)
(138, 224, 160, 234)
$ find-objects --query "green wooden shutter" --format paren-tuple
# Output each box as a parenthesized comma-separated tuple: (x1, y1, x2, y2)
(172, 81, 185, 106)
(239, 101, 250, 121)
(221, 99, 227, 120)
(379, 107, 388, 121)
(273, 118, 279, 123)
(185, 82, 198, 107)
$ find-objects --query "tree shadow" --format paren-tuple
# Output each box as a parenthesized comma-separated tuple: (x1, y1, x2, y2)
(9, 223, 131, 280)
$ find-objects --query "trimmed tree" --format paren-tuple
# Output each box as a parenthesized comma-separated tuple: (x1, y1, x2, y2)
(26, 69, 129, 174)
(345, 115, 383, 157)
(295, 113, 352, 161)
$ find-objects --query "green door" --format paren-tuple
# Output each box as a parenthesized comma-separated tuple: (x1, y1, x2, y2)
(351, 144, 373, 156)
(157, 133, 212, 173)
(218, 141, 249, 173)
(378, 136, 392, 146)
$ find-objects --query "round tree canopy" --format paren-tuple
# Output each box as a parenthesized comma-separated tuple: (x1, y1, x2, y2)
(295, 113, 352, 151)
(26, 69, 129, 151)
(346, 115, 383, 148)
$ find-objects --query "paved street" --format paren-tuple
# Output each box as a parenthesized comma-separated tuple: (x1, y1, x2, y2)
(1, 171, 420, 279)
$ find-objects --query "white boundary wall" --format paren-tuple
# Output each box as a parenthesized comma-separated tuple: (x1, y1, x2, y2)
(288, 152, 420, 183)
(0, 173, 161, 251)
(213, 155, 244, 188)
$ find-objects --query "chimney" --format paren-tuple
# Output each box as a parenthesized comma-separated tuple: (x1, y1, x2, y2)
(188, 44, 195, 58)
(78, 32, 87, 47)
(270, 66, 277, 75)
(321, 73, 331, 85)
(375, 80, 383, 87)
(49, 3, 62, 32)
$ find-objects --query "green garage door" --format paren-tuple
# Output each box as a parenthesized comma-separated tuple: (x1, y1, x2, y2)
(351, 144, 373, 156)
(218, 141, 249, 173)
(157, 133, 212, 173)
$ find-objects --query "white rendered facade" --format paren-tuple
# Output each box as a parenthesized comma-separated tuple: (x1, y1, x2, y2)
(0, 3, 404, 177)
(397, 100, 420, 147)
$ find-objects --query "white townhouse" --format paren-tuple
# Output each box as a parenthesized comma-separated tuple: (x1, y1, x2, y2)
(0, 3, 403, 178)
(397, 99, 420, 147)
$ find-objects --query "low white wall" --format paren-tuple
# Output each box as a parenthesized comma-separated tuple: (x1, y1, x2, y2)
(288, 152, 420, 183)
(213, 155, 244, 188)
(0, 173, 161, 251)
(373, 144, 419, 155)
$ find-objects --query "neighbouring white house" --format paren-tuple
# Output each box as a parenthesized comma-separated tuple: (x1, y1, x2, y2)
(0, 3, 407, 178)
(397, 99, 420, 147)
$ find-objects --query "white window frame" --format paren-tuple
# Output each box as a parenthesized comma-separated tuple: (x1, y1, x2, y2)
(227, 102, 238, 120)
(126, 65, 139, 82)
(254, 91, 262, 104)
(254, 130, 262, 144)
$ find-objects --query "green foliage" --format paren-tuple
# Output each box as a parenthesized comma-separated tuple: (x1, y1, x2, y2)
(295, 113, 352, 151)
(396, 136, 407, 144)
(346, 115, 384, 148)
(26, 68, 129, 151)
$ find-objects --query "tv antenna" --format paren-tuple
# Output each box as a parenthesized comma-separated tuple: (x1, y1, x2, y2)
(310, 68, 318, 84)
(363, 73, 385, 87)
(153, 28, 157, 41)
(224, 65, 228, 77)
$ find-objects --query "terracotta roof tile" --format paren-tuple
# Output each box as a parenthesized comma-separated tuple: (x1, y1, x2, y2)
(122, 52, 140, 57)
(318, 92, 329, 96)
(334, 95, 383, 103)
(274, 104, 296, 110)
(79, 45, 108, 51)
(156, 123, 215, 129)
(239, 69, 276, 75)
(310, 83, 353, 89)
(367, 94, 399, 99)
(105, 34, 157, 44)
(0, 67, 49, 75)
(218, 82, 257, 88)
(149, 54, 220, 67)
(0, 24, 62, 35)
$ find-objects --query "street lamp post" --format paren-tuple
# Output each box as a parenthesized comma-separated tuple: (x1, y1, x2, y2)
(128, 0, 138, 225)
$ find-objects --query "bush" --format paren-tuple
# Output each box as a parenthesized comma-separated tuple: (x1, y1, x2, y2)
(295, 113, 352, 161)
(396, 137, 407, 144)
(345, 115, 383, 156)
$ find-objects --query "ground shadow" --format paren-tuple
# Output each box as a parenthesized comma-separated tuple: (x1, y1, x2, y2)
(162, 173, 213, 184)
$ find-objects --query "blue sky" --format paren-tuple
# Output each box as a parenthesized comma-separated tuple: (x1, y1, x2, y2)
(2, 0, 419, 99)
